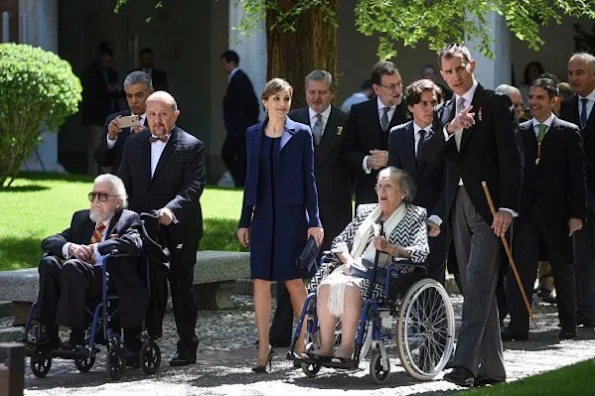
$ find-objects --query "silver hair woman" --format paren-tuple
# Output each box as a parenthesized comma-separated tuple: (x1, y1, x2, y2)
(307, 167, 429, 362)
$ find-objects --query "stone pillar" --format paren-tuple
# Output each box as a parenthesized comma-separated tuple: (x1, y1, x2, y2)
(19, 0, 64, 172)
(467, 11, 512, 89)
(228, 1, 266, 119)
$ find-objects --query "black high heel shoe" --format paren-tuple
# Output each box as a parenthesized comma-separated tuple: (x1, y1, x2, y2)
(252, 347, 274, 373)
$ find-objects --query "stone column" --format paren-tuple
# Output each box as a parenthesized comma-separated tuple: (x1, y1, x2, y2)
(228, 1, 266, 119)
(467, 11, 512, 89)
(19, 0, 64, 172)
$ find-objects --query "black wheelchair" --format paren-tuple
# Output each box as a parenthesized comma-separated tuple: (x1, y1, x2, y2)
(288, 255, 455, 384)
(24, 213, 169, 380)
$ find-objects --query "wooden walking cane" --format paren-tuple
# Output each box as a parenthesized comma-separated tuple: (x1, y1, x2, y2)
(481, 181, 534, 320)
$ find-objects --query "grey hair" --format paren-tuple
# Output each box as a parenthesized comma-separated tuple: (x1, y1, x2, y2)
(123, 71, 153, 91)
(495, 84, 521, 97)
(305, 70, 335, 92)
(378, 167, 417, 202)
(94, 173, 128, 208)
(570, 52, 595, 75)
(146, 90, 178, 111)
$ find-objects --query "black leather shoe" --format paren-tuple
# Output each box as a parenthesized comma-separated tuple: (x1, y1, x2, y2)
(443, 366, 475, 388)
(501, 329, 529, 342)
(578, 315, 595, 328)
(170, 350, 197, 366)
(559, 328, 577, 340)
(474, 376, 506, 387)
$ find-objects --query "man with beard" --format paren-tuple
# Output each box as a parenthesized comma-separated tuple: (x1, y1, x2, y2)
(118, 91, 206, 366)
(343, 61, 408, 206)
(95, 71, 153, 174)
(33, 174, 147, 356)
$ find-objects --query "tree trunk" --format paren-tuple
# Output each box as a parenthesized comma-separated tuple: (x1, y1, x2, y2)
(266, 1, 338, 108)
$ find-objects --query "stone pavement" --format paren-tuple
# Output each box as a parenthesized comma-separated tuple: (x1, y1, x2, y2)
(15, 295, 595, 396)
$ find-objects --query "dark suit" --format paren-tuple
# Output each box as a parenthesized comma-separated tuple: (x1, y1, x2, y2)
(343, 98, 408, 206)
(424, 84, 520, 379)
(94, 110, 149, 174)
(388, 121, 447, 284)
(137, 68, 169, 92)
(118, 126, 206, 352)
(35, 209, 146, 330)
(222, 69, 260, 187)
(506, 117, 585, 335)
(82, 61, 121, 127)
(268, 106, 352, 344)
(560, 95, 595, 325)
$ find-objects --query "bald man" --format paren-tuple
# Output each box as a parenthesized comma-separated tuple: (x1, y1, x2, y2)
(118, 91, 206, 366)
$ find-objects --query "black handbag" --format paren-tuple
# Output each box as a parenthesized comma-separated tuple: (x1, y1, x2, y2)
(296, 236, 320, 273)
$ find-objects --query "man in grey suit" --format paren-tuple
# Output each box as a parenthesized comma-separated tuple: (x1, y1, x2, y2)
(424, 44, 520, 388)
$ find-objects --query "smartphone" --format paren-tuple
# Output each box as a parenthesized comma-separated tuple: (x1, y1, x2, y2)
(117, 115, 141, 129)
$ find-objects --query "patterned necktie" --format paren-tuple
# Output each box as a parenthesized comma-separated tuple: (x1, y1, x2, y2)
(90, 222, 106, 244)
(455, 97, 465, 150)
(580, 98, 589, 129)
(312, 113, 323, 145)
(537, 123, 548, 142)
(380, 107, 390, 132)
(417, 129, 427, 164)
(149, 135, 168, 143)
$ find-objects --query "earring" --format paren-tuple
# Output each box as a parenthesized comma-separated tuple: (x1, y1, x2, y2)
(264, 107, 268, 113)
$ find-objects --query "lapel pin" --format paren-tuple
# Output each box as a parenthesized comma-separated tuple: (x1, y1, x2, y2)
(478, 107, 483, 122)
(110, 233, 119, 239)
(337, 126, 343, 136)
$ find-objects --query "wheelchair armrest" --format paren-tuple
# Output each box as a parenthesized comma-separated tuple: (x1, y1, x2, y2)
(387, 259, 428, 276)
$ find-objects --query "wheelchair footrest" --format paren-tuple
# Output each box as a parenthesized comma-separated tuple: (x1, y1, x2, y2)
(300, 356, 359, 370)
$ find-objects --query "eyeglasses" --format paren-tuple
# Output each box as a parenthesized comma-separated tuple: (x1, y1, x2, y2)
(88, 192, 115, 202)
(378, 83, 402, 91)
(513, 102, 524, 108)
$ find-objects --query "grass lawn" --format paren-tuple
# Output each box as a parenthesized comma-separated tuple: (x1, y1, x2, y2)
(460, 359, 595, 395)
(0, 172, 245, 271)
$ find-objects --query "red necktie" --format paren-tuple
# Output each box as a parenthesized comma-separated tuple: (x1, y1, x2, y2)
(149, 135, 168, 143)
(90, 223, 106, 244)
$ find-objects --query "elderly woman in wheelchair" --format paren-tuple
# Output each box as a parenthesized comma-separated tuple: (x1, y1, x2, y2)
(295, 167, 455, 382)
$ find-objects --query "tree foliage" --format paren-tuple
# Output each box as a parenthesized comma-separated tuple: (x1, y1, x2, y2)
(0, 44, 82, 188)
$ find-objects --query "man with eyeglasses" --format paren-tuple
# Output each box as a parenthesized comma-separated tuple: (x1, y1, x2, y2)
(33, 174, 147, 359)
(496, 84, 528, 122)
(343, 60, 408, 207)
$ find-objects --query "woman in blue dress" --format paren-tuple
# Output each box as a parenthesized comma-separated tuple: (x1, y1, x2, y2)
(237, 78, 324, 373)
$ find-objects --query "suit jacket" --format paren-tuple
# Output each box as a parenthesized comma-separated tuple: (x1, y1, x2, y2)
(82, 61, 121, 126)
(288, 105, 352, 249)
(223, 69, 260, 138)
(388, 121, 446, 220)
(136, 67, 169, 92)
(42, 209, 143, 258)
(424, 84, 520, 225)
(117, 126, 206, 244)
(342, 97, 408, 205)
(94, 110, 149, 174)
(560, 95, 595, 211)
(518, 118, 586, 236)
(239, 117, 321, 228)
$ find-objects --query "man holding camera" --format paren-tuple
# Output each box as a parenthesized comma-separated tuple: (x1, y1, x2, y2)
(95, 71, 154, 174)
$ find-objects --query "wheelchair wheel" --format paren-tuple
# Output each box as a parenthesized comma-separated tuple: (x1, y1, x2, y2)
(301, 342, 321, 378)
(30, 354, 52, 378)
(140, 340, 161, 375)
(106, 342, 126, 380)
(396, 278, 455, 380)
(369, 349, 390, 384)
(74, 353, 96, 373)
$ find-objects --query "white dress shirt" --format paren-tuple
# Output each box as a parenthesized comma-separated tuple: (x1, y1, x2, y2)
(578, 89, 595, 123)
(150, 134, 169, 177)
(531, 113, 555, 137)
(308, 105, 332, 136)
(362, 97, 398, 173)
(106, 113, 146, 149)
(62, 218, 111, 260)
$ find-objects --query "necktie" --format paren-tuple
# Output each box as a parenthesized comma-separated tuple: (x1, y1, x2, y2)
(312, 114, 323, 145)
(537, 123, 548, 142)
(580, 98, 589, 129)
(455, 97, 465, 150)
(380, 107, 390, 132)
(149, 135, 168, 143)
(90, 223, 106, 244)
(416, 129, 427, 164)
(456, 96, 466, 113)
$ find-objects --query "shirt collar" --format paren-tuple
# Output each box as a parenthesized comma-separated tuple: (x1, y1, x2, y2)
(413, 122, 432, 135)
(377, 96, 397, 111)
(580, 89, 595, 101)
(455, 79, 479, 107)
(532, 113, 556, 128)
(229, 67, 240, 80)
(308, 105, 332, 121)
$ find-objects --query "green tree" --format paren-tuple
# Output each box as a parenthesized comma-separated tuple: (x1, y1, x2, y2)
(0, 44, 82, 188)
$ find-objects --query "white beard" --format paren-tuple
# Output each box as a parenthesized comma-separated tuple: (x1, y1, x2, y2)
(89, 209, 114, 224)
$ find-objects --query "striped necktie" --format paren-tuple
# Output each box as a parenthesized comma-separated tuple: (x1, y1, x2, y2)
(90, 223, 106, 244)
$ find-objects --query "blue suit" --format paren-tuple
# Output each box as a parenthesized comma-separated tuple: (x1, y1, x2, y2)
(239, 117, 321, 281)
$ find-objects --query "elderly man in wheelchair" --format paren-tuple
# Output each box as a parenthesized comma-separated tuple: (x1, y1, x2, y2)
(30, 174, 149, 366)
(294, 167, 455, 383)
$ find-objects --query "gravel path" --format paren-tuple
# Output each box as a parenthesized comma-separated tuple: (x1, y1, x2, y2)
(17, 294, 595, 395)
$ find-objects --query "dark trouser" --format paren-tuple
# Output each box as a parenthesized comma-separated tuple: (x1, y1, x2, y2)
(35, 256, 103, 329)
(574, 211, 595, 324)
(427, 234, 447, 286)
(506, 205, 577, 334)
(451, 186, 505, 379)
(269, 282, 294, 344)
(168, 241, 199, 353)
(221, 134, 247, 188)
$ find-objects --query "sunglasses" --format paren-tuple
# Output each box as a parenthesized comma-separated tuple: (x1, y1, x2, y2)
(88, 192, 115, 202)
